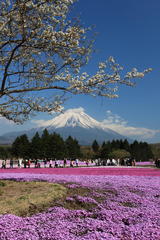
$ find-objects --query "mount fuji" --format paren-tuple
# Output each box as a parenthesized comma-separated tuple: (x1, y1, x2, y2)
(0, 108, 128, 145)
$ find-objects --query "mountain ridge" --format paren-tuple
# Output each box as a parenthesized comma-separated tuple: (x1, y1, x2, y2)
(0, 108, 129, 145)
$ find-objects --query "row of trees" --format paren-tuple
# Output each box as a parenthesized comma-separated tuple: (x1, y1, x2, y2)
(0, 129, 81, 160)
(0, 133, 154, 161)
(91, 139, 154, 161)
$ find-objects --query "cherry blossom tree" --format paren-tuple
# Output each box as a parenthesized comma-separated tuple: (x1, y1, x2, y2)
(0, 0, 151, 123)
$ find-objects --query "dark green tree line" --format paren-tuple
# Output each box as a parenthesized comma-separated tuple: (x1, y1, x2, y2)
(11, 130, 81, 160)
(91, 139, 153, 161)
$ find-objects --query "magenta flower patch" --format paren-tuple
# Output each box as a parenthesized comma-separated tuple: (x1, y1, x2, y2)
(0, 172, 159, 240)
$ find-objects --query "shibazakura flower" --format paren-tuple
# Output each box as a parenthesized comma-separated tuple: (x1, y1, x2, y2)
(0, 172, 159, 240)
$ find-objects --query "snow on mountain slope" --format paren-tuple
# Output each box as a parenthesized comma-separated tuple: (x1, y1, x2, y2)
(42, 108, 101, 129)
(33, 107, 122, 136)
(0, 108, 128, 145)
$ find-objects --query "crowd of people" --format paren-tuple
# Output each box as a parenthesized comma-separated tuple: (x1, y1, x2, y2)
(95, 158, 136, 167)
(0, 158, 83, 169)
(0, 157, 159, 169)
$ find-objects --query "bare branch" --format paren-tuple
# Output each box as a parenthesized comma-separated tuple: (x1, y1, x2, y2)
(1, 40, 25, 92)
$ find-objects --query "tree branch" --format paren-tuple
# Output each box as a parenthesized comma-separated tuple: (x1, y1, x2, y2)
(1, 40, 25, 92)
(4, 85, 72, 95)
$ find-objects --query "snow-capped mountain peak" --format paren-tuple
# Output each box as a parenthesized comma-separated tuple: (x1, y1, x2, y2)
(0, 107, 127, 145)
(47, 108, 101, 129)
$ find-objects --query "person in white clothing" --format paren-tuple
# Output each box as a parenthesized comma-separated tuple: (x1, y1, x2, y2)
(112, 158, 117, 166)
(75, 158, 79, 167)
(18, 158, 23, 168)
(107, 159, 111, 166)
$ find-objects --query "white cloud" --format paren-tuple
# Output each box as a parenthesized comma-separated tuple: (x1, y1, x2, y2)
(65, 107, 85, 114)
(0, 116, 15, 126)
(31, 119, 48, 127)
(102, 111, 160, 140)
(0, 116, 17, 135)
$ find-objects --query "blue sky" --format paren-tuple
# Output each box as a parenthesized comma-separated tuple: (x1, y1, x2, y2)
(0, 0, 160, 143)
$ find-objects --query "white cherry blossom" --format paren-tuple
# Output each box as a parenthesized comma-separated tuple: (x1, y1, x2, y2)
(0, 0, 151, 123)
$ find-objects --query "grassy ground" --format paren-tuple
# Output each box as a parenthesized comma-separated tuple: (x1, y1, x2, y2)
(0, 180, 67, 216)
(0, 180, 100, 217)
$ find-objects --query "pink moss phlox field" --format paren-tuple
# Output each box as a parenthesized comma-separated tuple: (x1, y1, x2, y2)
(0, 173, 160, 240)
(0, 167, 160, 176)
(136, 161, 155, 166)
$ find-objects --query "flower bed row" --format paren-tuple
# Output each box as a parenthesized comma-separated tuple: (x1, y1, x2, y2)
(136, 161, 155, 166)
(0, 166, 160, 176)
